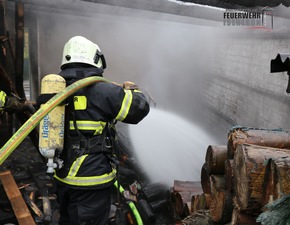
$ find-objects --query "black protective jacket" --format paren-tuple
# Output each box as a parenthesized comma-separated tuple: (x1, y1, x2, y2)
(54, 67, 150, 189)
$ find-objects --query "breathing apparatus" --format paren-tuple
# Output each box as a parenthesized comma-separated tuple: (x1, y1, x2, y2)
(38, 74, 66, 174)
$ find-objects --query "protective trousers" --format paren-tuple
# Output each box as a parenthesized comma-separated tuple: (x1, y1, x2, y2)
(55, 182, 111, 225)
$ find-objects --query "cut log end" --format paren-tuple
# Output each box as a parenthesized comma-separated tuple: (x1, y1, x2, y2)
(234, 145, 248, 210)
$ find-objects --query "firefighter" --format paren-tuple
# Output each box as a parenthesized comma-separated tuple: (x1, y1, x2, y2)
(54, 36, 150, 225)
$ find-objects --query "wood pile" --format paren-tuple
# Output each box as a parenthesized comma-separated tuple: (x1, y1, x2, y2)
(169, 127, 290, 225)
(169, 180, 203, 220)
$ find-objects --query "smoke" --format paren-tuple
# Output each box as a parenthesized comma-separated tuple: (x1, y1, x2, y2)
(128, 108, 218, 187)
(32, 2, 225, 128)
(22, 1, 234, 184)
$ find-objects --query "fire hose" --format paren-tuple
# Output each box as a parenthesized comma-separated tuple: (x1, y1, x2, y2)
(114, 180, 143, 225)
(0, 75, 108, 165)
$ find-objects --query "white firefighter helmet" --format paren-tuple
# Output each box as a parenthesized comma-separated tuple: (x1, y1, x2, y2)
(61, 36, 106, 69)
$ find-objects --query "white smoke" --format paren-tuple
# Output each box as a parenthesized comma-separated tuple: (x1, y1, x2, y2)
(128, 108, 218, 187)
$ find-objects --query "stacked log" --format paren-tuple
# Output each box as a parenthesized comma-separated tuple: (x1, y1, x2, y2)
(230, 208, 260, 225)
(169, 180, 203, 221)
(224, 159, 234, 193)
(227, 127, 290, 159)
(201, 163, 211, 195)
(191, 193, 208, 213)
(261, 157, 290, 207)
(170, 127, 290, 225)
(233, 144, 290, 215)
(209, 175, 233, 224)
(229, 128, 290, 224)
(205, 145, 228, 175)
(204, 146, 234, 224)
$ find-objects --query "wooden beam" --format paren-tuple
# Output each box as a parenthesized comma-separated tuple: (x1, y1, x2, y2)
(15, 1, 26, 99)
(0, 170, 36, 225)
(0, 0, 5, 39)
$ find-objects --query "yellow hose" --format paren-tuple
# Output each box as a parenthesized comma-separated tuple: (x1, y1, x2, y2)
(0, 75, 109, 165)
(114, 180, 144, 225)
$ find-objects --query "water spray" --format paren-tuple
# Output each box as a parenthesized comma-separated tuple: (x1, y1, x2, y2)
(128, 107, 218, 186)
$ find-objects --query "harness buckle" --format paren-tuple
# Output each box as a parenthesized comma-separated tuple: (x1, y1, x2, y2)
(105, 136, 112, 149)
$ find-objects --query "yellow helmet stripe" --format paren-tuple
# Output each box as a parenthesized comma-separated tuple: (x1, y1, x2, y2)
(116, 89, 133, 121)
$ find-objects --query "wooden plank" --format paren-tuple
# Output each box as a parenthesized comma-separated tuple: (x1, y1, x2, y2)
(0, 170, 36, 225)
(24, 194, 44, 218)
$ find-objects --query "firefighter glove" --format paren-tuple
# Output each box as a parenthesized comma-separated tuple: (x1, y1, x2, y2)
(122, 81, 139, 90)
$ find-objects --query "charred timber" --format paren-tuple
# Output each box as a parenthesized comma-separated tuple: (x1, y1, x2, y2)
(170, 191, 190, 220)
(137, 199, 156, 224)
(150, 199, 168, 212)
(141, 182, 169, 212)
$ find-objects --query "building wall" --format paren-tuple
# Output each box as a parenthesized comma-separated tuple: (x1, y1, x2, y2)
(202, 29, 290, 142)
